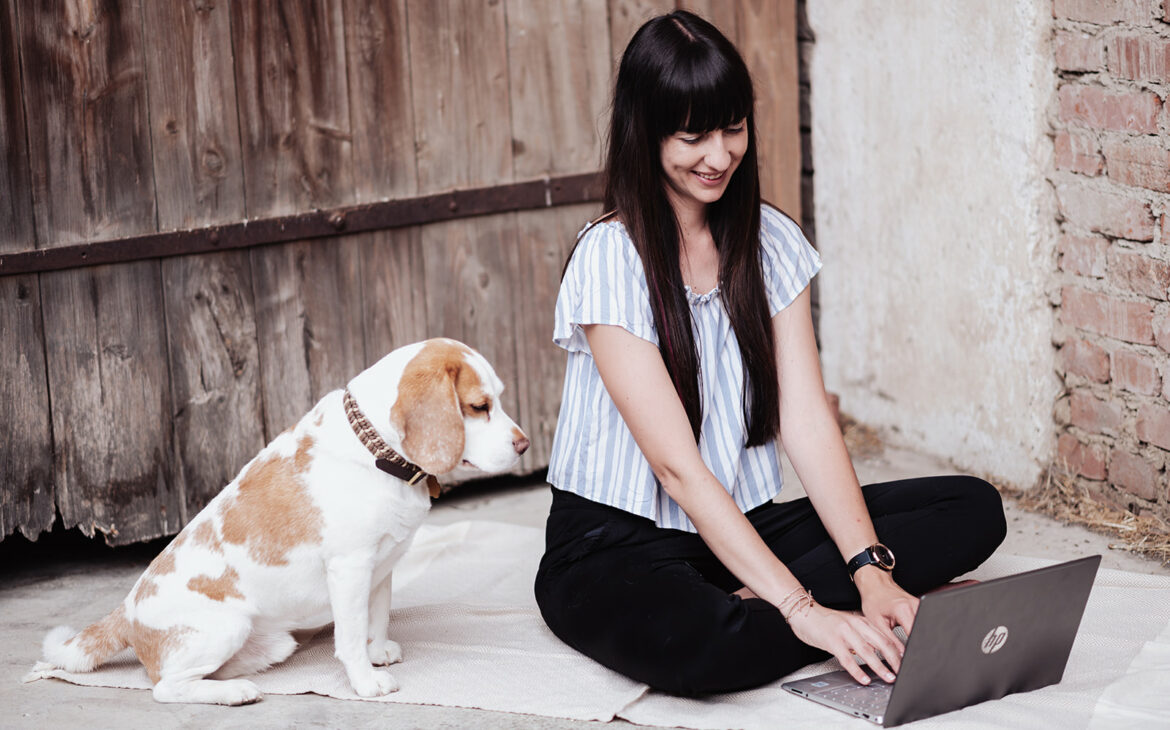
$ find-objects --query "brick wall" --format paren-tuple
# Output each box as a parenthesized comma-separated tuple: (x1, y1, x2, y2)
(1052, 0, 1170, 517)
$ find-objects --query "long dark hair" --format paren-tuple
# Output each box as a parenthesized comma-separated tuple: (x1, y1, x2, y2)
(575, 10, 779, 447)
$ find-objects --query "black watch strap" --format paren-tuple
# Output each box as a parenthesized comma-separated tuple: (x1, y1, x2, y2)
(847, 543, 895, 578)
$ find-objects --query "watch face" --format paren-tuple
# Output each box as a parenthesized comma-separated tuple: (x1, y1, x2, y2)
(872, 544, 895, 570)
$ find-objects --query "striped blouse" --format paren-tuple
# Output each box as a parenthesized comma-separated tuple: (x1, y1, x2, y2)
(547, 204, 823, 532)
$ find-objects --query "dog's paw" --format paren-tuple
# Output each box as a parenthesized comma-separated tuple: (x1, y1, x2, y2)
(220, 679, 263, 706)
(349, 668, 399, 697)
(368, 639, 403, 666)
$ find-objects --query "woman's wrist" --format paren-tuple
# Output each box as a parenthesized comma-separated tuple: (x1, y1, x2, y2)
(852, 564, 898, 594)
(777, 586, 817, 622)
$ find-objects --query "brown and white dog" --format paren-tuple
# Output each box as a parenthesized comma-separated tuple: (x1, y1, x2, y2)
(40, 338, 529, 705)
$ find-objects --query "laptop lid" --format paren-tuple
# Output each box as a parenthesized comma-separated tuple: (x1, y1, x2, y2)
(882, 555, 1101, 726)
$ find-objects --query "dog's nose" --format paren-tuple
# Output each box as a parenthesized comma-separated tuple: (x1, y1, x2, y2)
(513, 434, 530, 455)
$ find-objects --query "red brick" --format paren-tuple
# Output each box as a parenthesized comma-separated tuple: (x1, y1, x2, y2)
(1154, 312, 1170, 352)
(1056, 31, 1105, 72)
(1070, 390, 1125, 434)
(1058, 84, 1162, 134)
(1057, 233, 1109, 277)
(1062, 287, 1155, 343)
(1059, 338, 1112, 381)
(1055, 130, 1103, 176)
(1054, 0, 1157, 24)
(1137, 403, 1170, 450)
(1058, 433, 1108, 479)
(1108, 35, 1170, 83)
(1056, 183, 1156, 240)
(1112, 348, 1162, 394)
(1109, 448, 1160, 501)
(1107, 248, 1170, 299)
(1104, 137, 1170, 193)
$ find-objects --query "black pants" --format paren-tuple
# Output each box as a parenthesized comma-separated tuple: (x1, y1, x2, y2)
(534, 476, 1006, 696)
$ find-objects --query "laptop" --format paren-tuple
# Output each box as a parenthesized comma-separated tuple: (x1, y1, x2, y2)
(782, 555, 1101, 727)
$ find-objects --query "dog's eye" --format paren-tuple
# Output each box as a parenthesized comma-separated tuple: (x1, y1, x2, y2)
(471, 402, 490, 413)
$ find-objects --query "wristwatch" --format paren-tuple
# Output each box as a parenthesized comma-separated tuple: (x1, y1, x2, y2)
(846, 543, 895, 580)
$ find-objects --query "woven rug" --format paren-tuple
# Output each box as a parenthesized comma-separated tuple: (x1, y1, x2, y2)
(24, 520, 1170, 728)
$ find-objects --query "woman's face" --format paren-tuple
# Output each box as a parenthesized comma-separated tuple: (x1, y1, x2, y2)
(659, 119, 748, 215)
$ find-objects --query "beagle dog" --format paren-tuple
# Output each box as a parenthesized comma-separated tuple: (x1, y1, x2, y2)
(41, 338, 529, 705)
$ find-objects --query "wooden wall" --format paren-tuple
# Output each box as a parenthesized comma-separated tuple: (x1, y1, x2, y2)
(0, 0, 799, 545)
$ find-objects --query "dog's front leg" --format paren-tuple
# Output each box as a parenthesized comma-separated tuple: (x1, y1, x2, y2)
(367, 572, 402, 666)
(327, 553, 399, 697)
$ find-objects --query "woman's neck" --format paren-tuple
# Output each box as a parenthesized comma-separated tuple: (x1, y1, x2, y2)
(665, 188, 709, 238)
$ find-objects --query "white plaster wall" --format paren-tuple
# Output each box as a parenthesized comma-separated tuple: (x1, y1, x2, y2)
(807, 1, 1058, 488)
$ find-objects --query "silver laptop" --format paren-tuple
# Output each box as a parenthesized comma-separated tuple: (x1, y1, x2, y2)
(782, 555, 1100, 727)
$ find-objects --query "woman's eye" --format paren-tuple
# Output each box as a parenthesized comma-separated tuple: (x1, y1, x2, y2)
(680, 135, 701, 144)
(726, 125, 745, 134)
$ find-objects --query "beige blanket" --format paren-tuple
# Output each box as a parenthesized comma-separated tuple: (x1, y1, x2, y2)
(24, 520, 1170, 728)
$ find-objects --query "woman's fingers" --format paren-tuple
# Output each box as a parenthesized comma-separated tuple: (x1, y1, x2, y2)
(836, 649, 874, 685)
(855, 619, 902, 676)
(831, 618, 897, 685)
(895, 596, 920, 634)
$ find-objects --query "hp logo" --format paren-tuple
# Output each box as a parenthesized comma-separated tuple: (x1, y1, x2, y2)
(981, 626, 1009, 654)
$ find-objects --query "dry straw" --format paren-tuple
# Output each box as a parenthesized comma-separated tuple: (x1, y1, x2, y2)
(1000, 465, 1170, 566)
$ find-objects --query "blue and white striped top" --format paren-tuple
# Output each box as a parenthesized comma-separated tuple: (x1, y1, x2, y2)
(548, 204, 822, 532)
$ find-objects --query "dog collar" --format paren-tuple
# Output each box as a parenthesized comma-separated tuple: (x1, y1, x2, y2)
(342, 389, 441, 498)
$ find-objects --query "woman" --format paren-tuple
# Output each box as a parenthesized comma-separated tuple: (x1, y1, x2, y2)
(534, 11, 1006, 696)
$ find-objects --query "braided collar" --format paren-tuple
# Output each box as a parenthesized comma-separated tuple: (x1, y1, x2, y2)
(343, 389, 441, 498)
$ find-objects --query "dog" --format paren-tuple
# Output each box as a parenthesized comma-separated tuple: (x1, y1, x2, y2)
(40, 338, 529, 705)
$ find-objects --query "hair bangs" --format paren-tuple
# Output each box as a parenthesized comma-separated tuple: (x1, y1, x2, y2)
(653, 45, 753, 137)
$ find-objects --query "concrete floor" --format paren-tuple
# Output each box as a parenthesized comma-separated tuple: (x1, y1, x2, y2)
(3, 445, 1166, 729)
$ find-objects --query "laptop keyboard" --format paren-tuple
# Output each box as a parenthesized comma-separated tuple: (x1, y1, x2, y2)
(819, 683, 892, 716)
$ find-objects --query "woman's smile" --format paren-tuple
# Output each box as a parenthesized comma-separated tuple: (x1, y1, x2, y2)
(660, 122, 748, 212)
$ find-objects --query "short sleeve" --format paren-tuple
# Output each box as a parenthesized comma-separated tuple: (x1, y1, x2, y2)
(553, 221, 659, 354)
(759, 205, 822, 316)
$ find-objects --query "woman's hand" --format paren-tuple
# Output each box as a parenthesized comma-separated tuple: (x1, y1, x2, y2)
(855, 567, 920, 641)
(787, 603, 902, 685)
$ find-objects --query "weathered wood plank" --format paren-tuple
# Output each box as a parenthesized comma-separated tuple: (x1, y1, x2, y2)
(407, 0, 513, 192)
(231, 0, 354, 217)
(505, 0, 609, 469)
(143, 0, 263, 523)
(342, 0, 427, 366)
(0, 0, 33, 250)
(21, 0, 157, 245)
(160, 253, 265, 523)
(420, 215, 526, 467)
(0, 1, 54, 541)
(251, 238, 367, 436)
(676, 0, 737, 39)
(20, 0, 178, 545)
(343, 0, 417, 204)
(141, 0, 245, 232)
(607, 0, 674, 67)
(738, 0, 800, 214)
(506, 0, 610, 177)
(0, 277, 54, 541)
(359, 227, 429, 364)
(233, 1, 365, 437)
(39, 263, 179, 545)
(408, 0, 526, 471)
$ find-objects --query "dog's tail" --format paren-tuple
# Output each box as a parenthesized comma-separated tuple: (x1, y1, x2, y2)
(42, 605, 129, 673)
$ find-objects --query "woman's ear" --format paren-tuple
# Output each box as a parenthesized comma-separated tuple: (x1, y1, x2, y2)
(390, 360, 465, 475)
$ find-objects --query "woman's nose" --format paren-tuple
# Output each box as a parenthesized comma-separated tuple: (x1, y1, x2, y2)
(704, 133, 731, 169)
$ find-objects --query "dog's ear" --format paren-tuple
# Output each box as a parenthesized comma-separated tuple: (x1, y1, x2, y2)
(390, 357, 465, 475)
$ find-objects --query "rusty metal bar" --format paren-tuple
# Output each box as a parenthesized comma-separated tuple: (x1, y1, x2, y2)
(0, 171, 603, 276)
